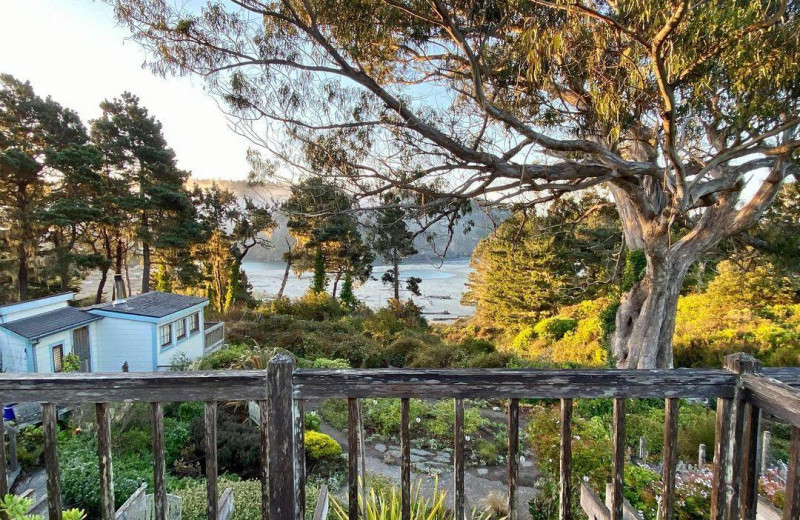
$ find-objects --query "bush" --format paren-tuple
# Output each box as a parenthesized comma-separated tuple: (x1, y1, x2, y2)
(193, 410, 260, 479)
(16, 426, 44, 468)
(267, 292, 349, 321)
(197, 343, 251, 369)
(533, 317, 578, 341)
(59, 430, 153, 517)
(363, 299, 427, 342)
(304, 431, 342, 462)
(305, 411, 322, 432)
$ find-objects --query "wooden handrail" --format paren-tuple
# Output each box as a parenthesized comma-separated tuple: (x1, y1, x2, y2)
(293, 368, 737, 399)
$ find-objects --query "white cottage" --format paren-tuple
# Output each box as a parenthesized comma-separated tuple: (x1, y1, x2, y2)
(0, 290, 222, 373)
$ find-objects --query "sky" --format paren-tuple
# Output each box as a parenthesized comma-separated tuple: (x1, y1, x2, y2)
(0, 0, 250, 180)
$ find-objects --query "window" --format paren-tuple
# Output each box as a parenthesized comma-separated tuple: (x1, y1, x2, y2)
(52, 344, 64, 373)
(190, 312, 200, 333)
(160, 324, 172, 348)
(175, 318, 187, 340)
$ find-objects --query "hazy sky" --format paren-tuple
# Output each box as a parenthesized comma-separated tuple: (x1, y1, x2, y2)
(0, 0, 250, 180)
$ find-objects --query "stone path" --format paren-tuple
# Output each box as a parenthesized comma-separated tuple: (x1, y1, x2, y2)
(321, 423, 539, 519)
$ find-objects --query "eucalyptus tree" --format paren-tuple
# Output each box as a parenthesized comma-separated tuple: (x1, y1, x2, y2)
(111, 1, 800, 367)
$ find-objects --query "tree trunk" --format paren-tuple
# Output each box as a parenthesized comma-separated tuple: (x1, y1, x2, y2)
(392, 253, 400, 300)
(612, 253, 692, 369)
(17, 242, 28, 301)
(141, 241, 151, 294)
(96, 266, 109, 304)
(278, 257, 292, 298)
(332, 271, 342, 297)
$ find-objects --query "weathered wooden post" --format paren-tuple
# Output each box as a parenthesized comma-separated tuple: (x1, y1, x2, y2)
(761, 430, 771, 474)
(698, 444, 706, 466)
(267, 353, 298, 520)
(711, 353, 761, 520)
(639, 437, 648, 460)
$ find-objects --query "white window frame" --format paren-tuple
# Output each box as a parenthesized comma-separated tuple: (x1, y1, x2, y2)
(189, 312, 200, 334)
(52, 344, 64, 373)
(175, 318, 187, 341)
(159, 324, 172, 348)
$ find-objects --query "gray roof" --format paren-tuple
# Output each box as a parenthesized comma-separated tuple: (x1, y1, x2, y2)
(91, 291, 207, 318)
(0, 307, 102, 340)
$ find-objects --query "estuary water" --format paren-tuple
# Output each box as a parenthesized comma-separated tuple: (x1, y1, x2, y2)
(242, 258, 475, 321)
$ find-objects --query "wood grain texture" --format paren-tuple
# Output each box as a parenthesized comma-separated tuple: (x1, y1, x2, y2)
(743, 373, 800, 427)
(151, 402, 167, 520)
(42, 403, 62, 520)
(294, 399, 306, 520)
(580, 481, 609, 520)
(559, 398, 573, 520)
(610, 399, 625, 520)
(0, 404, 7, 499)
(205, 402, 218, 520)
(454, 399, 465, 520)
(710, 397, 732, 520)
(267, 354, 297, 520)
(96, 403, 115, 520)
(0, 371, 269, 403)
(348, 398, 359, 520)
(659, 399, 679, 520)
(293, 369, 736, 399)
(785, 426, 800, 520)
(258, 400, 269, 520)
(312, 485, 329, 520)
(508, 398, 519, 520)
(401, 398, 411, 520)
(739, 402, 760, 520)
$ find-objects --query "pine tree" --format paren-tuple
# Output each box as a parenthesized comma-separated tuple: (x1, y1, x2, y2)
(283, 177, 373, 295)
(339, 271, 356, 309)
(91, 93, 201, 293)
(371, 192, 418, 301)
(155, 264, 173, 292)
(0, 74, 93, 300)
(310, 247, 327, 294)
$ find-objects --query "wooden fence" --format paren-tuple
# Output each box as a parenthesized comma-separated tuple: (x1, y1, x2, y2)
(0, 352, 799, 520)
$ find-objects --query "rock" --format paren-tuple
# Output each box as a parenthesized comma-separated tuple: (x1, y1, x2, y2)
(374, 443, 387, 453)
(410, 448, 433, 457)
(433, 452, 451, 463)
(413, 461, 448, 475)
(410, 454, 425, 462)
(521, 459, 534, 468)
(476, 468, 490, 476)
(384, 450, 402, 465)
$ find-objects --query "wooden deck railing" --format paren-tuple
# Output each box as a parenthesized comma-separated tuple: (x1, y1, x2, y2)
(0, 352, 799, 520)
(204, 322, 225, 354)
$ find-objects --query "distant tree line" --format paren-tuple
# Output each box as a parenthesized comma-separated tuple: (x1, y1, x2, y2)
(0, 75, 427, 308)
(0, 75, 274, 308)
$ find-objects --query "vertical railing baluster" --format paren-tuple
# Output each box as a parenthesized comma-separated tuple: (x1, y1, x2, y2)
(739, 402, 760, 520)
(267, 354, 297, 520)
(205, 401, 218, 520)
(295, 399, 306, 520)
(151, 402, 167, 520)
(785, 426, 800, 520)
(559, 398, 573, 520)
(42, 403, 62, 520)
(711, 395, 732, 520)
(454, 398, 465, 520)
(96, 403, 115, 520)
(0, 403, 7, 499)
(401, 398, 411, 520)
(258, 398, 269, 520)
(610, 398, 625, 520)
(348, 398, 359, 520)
(659, 398, 679, 520)
(508, 398, 520, 520)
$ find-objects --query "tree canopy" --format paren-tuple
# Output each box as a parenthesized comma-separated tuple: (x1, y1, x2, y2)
(110, 0, 800, 367)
